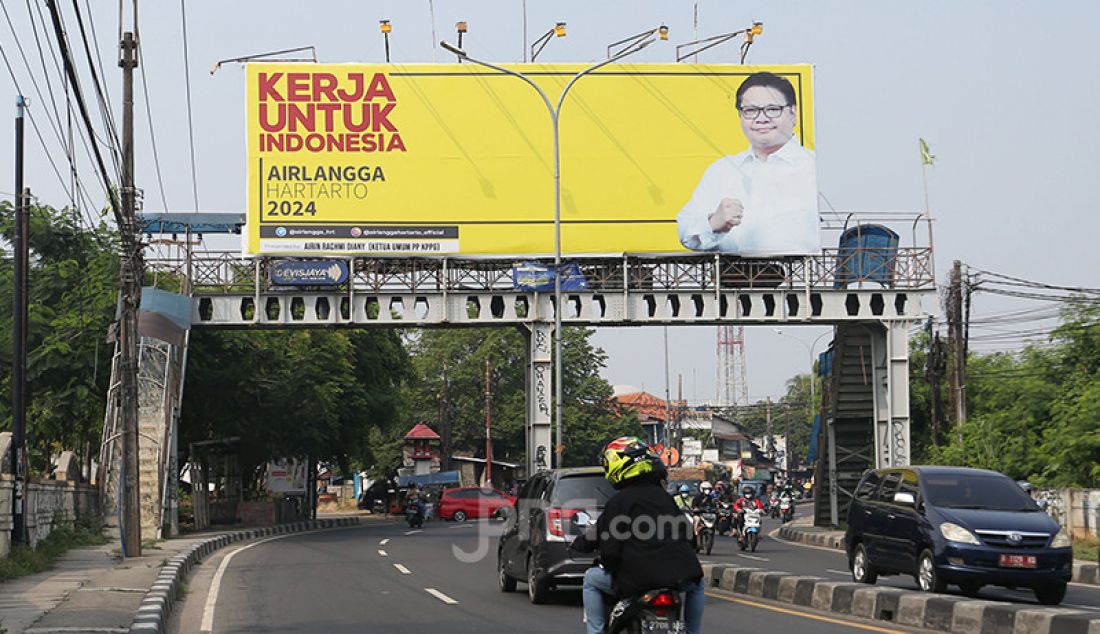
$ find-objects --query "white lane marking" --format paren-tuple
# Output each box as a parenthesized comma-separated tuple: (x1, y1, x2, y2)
(378, 549, 388, 557)
(405, 530, 422, 536)
(201, 534, 295, 632)
(394, 564, 412, 575)
(1062, 603, 1100, 612)
(450, 523, 470, 528)
(380, 538, 390, 545)
(738, 554, 770, 562)
(425, 588, 459, 604)
(826, 569, 850, 576)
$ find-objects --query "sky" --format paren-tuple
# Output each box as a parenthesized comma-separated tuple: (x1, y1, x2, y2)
(1, 1, 1097, 404)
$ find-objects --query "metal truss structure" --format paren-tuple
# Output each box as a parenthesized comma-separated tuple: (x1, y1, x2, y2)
(147, 248, 936, 330)
(138, 230, 936, 490)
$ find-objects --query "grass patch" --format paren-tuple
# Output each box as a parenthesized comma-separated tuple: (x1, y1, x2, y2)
(1074, 534, 1100, 562)
(0, 515, 108, 582)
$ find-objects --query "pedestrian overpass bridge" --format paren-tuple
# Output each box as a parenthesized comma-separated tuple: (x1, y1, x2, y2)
(100, 216, 937, 539)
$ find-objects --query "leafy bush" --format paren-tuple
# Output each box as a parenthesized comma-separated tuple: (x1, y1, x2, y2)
(0, 515, 107, 581)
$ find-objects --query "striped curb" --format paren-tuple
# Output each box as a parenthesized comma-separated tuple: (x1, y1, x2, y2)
(778, 523, 845, 550)
(702, 563, 1100, 634)
(779, 523, 1100, 587)
(1074, 562, 1100, 586)
(129, 517, 362, 634)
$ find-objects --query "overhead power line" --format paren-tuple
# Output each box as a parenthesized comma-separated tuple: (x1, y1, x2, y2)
(44, 0, 122, 223)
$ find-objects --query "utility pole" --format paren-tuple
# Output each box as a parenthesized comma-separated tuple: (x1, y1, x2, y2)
(118, 31, 142, 557)
(947, 260, 968, 439)
(765, 397, 773, 460)
(484, 359, 493, 486)
(440, 363, 452, 472)
(11, 96, 28, 544)
(924, 319, 946, 447)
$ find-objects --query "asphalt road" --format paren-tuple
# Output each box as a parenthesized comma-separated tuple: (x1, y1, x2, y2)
(740, 515, 1100, 613)
(167, 516, 929, 634)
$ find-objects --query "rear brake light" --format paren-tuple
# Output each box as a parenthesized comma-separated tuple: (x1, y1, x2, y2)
(547, 508, 579, 537)
(649, 593, 676, 607)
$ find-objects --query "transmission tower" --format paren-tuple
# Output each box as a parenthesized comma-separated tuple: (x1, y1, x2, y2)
(716, 325, 749, 409)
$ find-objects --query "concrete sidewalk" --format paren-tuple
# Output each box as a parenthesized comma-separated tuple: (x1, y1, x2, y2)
(0, 513, 389, 634)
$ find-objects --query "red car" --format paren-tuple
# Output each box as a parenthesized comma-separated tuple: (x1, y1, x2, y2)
(437, 487, 516, 522)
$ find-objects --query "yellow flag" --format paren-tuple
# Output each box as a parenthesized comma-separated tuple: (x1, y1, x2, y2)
(919, 138, 936, 166)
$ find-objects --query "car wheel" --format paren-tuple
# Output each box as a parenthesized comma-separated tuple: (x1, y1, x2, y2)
(527, 555, 549, 604)
(958, 582, 982, 597)
(851, 543, 878, 584)
(453, 510, 467, 522)
(1034, 583, 1067, 606)
(916, 550, 946, 593)
(498, 556, 517, 593)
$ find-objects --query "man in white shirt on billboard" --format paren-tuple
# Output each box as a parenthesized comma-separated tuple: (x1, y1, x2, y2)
(676, 72, 819, 255)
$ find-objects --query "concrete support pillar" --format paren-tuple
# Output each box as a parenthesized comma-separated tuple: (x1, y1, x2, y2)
(871, 322, 912, 468)
(526, 322, 554, 476)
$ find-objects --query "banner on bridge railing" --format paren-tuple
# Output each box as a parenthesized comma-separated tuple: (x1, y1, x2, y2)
(245, 63, 819, 257)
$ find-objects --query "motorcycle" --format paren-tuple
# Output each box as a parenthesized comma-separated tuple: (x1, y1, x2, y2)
(693, 509, 717, 556)
(571, 512, 688, 634)
(768, 495, 781, 519)
(738, 508, 763, 552)
(779, 496, 794, 524)
(405, 502, 424, 528)
(716, 501, 734, 537)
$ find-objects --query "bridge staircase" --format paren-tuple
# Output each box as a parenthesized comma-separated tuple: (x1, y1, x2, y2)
(815, 323, 877, 528)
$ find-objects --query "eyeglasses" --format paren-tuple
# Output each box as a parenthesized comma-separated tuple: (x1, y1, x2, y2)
(738, 104, 790, 119)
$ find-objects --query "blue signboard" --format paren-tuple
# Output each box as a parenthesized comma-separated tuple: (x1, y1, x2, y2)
(512, 262, 589, 292)
(269, 260, 349, 286)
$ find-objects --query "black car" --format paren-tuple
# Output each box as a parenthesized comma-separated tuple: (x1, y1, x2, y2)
(497, 467, 615, 604)
(845, 466, 1072, 605)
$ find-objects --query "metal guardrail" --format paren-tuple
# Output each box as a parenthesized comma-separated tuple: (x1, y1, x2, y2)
(146, 249, 934, 296)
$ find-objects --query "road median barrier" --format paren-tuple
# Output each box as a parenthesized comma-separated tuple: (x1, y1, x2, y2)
(702, 563, 1100, 634)
(129, 517, 362, 634)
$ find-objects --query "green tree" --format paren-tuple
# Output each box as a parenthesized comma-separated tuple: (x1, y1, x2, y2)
(402, 326, 641, 469)
(180, 328, 411, 492)
(0, 201, 117, 473)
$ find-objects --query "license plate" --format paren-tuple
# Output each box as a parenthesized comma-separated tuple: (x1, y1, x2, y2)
(999, 554, 1037, 568)
(641, 621, 686, 633)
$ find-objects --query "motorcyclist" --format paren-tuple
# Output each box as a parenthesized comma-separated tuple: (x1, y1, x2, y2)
(691, 481, 717, 511)
(777, 481, 797, 500)
(574, 436, 705, 634)
(405, 486, 425, 517)
(673, 484, 693, 511)
(732, 485, 764, 536)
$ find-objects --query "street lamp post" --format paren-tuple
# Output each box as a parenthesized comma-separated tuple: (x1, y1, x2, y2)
(773, 328, 831, 413)
(441, 33, 663, 467)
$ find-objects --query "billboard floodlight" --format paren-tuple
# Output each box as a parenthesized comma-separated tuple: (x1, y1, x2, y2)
(531, 22, 567, 61)
(380, 20, 393, 62)
(676, 21, 765, 63)
(209, 45, 317, 75)
(607, 25, 671, 59)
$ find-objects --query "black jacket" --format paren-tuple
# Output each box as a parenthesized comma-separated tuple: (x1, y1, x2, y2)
(582, 477, 703, 598)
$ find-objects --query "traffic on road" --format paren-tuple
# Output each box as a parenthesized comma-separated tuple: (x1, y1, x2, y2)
(166, 451, 1100, 633)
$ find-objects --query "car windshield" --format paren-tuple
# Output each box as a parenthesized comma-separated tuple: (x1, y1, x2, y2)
(552, 475, 615, 507)
(922, 474, 1038, 512)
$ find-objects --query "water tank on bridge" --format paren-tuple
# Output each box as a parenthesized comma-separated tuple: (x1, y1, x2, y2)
(834, 224, 899, 288)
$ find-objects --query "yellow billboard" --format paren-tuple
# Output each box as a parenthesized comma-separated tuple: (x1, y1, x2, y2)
(246, 63, 817, 257)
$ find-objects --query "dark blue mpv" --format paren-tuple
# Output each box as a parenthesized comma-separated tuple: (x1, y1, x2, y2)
(844, 466, 1072, 605)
